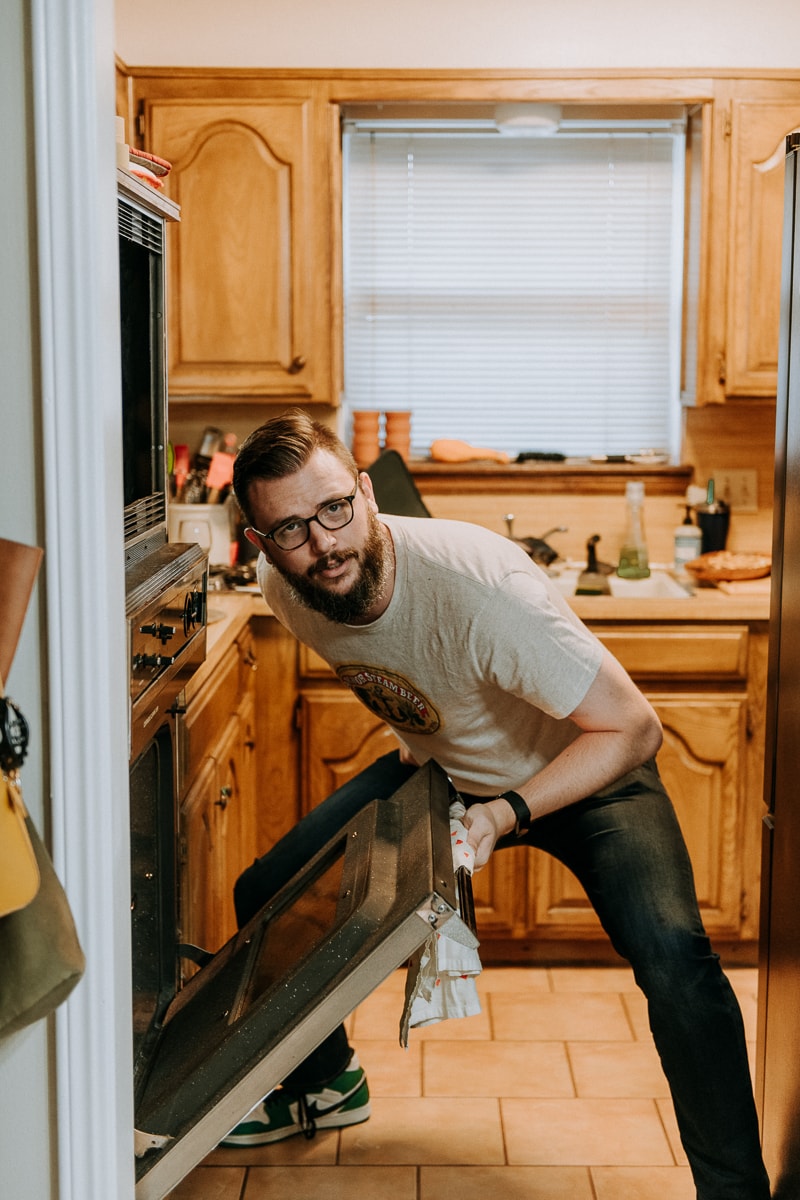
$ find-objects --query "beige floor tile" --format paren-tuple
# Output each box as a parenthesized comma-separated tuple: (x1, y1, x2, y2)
(351, 986, 491, 1040)
(548, 966, 637, 993)
(591, 1165, 695, 1198)
(477, 967, 552, 995)
(734, 986, 759, 1042)
(501, 1097, 675, 1166)
(204, 1131, 338, 1167)
(656, 1096, 689, 1166)
(568, 1040, 670, 1098)
(420, 1164, 595, 1199)
(356, 1037, 423, 1096)
(726, 966, 759, 998)
(244, 1164, 417, 1199)
(166, 1165, 246, 1199)
(338, 1096, 504, 1165)
(621, 989, 652, 1040)
(490, 990, 633, 1041)
(423, 1039, 574, 1097)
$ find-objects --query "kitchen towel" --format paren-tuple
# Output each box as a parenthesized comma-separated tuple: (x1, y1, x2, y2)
(399, 801, 482, 1045)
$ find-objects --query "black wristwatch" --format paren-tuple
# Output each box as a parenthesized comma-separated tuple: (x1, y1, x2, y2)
(498, 789, 531, 839)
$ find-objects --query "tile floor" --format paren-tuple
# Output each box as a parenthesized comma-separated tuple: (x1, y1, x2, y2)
(167, 964, 759, 1200)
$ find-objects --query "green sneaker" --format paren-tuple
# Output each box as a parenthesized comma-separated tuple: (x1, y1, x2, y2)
(220, 1052, 370, 1146)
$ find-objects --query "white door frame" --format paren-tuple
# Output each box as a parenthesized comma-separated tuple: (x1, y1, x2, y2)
(31, 0, 135, 1196)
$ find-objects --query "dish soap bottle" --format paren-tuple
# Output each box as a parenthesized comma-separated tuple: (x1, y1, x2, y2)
(673, 504, 703, 571)
(617, 481, 651, 579)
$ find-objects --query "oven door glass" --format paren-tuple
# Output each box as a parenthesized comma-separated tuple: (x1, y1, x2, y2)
(134, 760, 464, 1200)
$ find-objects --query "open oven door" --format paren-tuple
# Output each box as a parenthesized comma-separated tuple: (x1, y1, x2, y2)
(133, 760, 473, 1200)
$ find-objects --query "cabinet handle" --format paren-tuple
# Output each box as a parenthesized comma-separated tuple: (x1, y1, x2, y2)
(242, 650, 257, 671)
(288, 355, 307, 375)
(216, 785, 233, 810)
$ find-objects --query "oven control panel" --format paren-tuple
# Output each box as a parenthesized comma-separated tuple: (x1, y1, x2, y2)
(130, 581, 205, 698)
(126, 543, 208, 762)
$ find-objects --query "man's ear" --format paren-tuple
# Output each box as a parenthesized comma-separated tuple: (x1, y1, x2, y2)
(358, 470, 379, 514)
(244, 527, 273, 563)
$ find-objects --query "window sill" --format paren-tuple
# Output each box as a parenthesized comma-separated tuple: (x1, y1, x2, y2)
(408, 460, 694, 496)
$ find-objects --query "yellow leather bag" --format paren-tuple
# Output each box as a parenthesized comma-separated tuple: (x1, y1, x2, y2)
(0, 672, 39, 917)
(0, 768, 40, 917)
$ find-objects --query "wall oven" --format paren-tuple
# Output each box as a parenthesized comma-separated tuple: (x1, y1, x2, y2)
(117, 173, 475, 1200)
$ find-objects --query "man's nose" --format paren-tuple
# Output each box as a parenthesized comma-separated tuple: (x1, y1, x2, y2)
(307, 518, 336, 552)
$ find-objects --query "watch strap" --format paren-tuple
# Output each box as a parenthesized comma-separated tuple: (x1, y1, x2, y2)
(498, 789, 531, 839)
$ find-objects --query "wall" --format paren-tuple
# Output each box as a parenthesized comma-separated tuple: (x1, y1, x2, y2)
(117, 0, 785, 563)
(0, 4, 57, 1198)
(115, 0, 800, 70)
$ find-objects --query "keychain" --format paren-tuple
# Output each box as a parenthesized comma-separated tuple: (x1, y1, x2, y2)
(0, 696, 29, 773)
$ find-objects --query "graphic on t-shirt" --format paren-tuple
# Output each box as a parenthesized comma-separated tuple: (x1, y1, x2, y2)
(336, 664, 441, 733)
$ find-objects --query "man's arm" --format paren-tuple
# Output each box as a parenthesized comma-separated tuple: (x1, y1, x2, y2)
(463, 649, 663, 870)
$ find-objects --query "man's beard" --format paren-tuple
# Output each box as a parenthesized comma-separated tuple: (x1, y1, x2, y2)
(275, 512, 391, 624)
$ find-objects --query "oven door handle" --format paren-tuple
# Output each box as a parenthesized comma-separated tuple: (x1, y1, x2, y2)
(177, 943, 214, 970)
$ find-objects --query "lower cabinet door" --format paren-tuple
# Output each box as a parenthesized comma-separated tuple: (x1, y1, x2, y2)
(530, 693, 749, 940)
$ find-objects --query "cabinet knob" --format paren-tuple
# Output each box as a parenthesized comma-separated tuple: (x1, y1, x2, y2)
(288, 355, 307, 375)
(216, 785, 233, 810)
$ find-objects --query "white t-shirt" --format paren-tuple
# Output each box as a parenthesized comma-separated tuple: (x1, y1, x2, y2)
(259, 514, 604, 796)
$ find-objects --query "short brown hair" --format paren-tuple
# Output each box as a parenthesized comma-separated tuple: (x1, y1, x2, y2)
(233, 408, 358, 525)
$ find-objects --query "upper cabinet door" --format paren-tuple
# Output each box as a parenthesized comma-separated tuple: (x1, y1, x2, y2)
(146, 95, 333, 402)
(726, 94, 800, 397)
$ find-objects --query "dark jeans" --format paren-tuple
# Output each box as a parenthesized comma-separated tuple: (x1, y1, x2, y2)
(234, 752, 770, 1200)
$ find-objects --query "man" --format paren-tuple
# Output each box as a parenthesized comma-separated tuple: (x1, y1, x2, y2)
(224, 408, 770, 1200)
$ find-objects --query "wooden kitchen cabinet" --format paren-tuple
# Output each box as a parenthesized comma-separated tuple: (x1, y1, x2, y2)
(295, 624, 767, 963)
(178, 627, 258, 960)
(699, 82, 800, 403)
(140, 84, 334, 403)
(725, 87, 800, 397)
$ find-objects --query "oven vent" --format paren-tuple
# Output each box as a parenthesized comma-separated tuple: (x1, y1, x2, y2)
(125, 493, 167, 544)
(118, 199, 164, 254)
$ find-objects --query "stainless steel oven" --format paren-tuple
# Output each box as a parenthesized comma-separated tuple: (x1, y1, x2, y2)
(127, 541, 208, 1088)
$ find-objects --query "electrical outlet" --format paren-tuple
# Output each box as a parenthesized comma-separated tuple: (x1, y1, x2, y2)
(712, 468, 759, 513)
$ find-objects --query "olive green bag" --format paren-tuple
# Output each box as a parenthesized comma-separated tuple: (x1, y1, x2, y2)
(0, 676, 85, 1042)
(0, 798, 86, 1041)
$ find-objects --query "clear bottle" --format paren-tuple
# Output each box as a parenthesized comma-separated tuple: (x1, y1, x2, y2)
(617, 481, 651, 579)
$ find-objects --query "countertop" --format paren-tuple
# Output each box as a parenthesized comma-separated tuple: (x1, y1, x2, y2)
(184, 590, 267, 702)
(185, 578, 770, 701)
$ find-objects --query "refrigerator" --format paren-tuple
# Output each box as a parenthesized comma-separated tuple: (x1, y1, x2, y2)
(756, 129, 800, 1197)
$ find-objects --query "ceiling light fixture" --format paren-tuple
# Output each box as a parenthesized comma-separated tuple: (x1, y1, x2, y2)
(494, 103, 562, 137)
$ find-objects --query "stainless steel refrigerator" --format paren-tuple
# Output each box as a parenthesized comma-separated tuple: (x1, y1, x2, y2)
(756, 129, 800, 1197)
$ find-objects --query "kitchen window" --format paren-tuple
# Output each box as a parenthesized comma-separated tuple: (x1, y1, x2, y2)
(342, 111, 687, 462)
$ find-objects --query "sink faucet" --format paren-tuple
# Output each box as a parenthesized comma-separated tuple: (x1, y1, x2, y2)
(503, 516, 567, 567)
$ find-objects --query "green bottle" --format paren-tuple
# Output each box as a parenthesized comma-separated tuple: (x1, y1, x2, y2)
(617, 481, 651, 579)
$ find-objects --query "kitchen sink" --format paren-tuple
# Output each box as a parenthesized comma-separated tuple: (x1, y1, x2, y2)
(547, 564, 693, 600)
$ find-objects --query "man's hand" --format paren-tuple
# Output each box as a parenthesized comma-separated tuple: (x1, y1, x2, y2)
(462, 797, 516, 870)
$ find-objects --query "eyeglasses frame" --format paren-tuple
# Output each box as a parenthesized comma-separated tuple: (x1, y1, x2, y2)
(246, 477, 361, 552)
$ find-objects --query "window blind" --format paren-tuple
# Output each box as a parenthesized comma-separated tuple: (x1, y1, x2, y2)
(342, 122, 685, 460)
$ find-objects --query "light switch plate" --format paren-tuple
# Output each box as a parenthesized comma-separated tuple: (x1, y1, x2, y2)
(712, 468, 759, 513)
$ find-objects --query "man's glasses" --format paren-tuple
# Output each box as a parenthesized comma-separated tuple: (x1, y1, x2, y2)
(248, 486, 358, 552)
